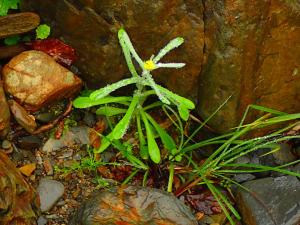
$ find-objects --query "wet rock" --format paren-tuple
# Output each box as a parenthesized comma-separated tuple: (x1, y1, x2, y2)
(42, 126, 99, 153)
(0, 151, 39, 224)
(3, 50, 82, 111)
(21, 0, 204, 100)
(233, 174, 256, 183)
(17, 135, 42, 150)
(37, 216, 47, 225)
(272, 143, 297, 165)
(71, 185, 197, 225)
(0, 81, 10, 139)
(0, 12, 40, 39)
(37, 178, 65, 212)
(236, 176, 300, 225)
(8, 99, 37, 133)
(198, 0, 300, 133)
(35, 112, 56, 123)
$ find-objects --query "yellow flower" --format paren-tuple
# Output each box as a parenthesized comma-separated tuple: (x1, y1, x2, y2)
(143, 60, 156, 71)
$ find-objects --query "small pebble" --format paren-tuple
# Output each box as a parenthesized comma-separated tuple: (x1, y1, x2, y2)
(37, 216, 47, 225)
(2, 140, 11, 149)
(37, 178, 65, 212)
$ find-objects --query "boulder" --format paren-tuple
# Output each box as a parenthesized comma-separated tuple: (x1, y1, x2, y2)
(0, 151, 39, 225)
(21, 0, 204, 101)
(198, 0, 300, 132)
(236, 176, 300, 225)
(2, 50, 82, 111)
(0, 81, 10, 138)
(71, 185, 198, 225)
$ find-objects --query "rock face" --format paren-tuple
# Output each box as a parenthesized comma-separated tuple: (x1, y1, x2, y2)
(198, 0, 300, 132)
(0, 81, 10, 138)
(22, 0, 300, 133)
(2, 50, 82, 111)
(236, 176, 300, 225)
(71, 185, 198, 225)
(21, 0, 204, 101)
(0, 151, 39, 225)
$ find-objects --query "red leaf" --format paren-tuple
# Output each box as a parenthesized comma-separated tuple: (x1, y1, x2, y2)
(28, 38, 77, 66)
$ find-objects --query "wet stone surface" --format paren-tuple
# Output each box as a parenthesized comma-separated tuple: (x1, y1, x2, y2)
(71, 185, 198, 225)
(3, 50, 82, 111)
(236, 176, 300, 225)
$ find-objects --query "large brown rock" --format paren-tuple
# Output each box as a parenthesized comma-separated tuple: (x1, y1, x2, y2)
(2, 50, 82, 111)
(198, 0, 300, 132)
(21, 0, 204, 101)
(71, 185, 198, 225)
(0, 81, 10, 138)
(0, 151, 39, 225)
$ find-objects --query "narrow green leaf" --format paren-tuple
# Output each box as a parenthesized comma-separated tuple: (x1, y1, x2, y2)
(145, 112, 176, 151)
(73, 96, 131, 108)
(155, 84, 195, 109)
(96, 106, 127, 116)
(153, 37, 184, 63)
(118, 28, 144, 68)
(94, 133, 113, 153)
(178, 105, 190, 121)
(89, 77, 140, 100)
(141, 111, 161, 163)
(136, 115, 148, 159)
(111, 94, 139, 140)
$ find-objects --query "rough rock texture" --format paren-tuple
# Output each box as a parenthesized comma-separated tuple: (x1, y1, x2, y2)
(22, 0, 300, 133)
(0, 81, 10, 138)
(0, 151, 39, 225)
(2, 50, 82, 111)
(21, 0, 204, 101)
(8, 99, 37, 133)
(236, 176, 300, 225)
(0, 12, 40, 39)
(198, 0, 300, 132)
(71, 185, 198, 225)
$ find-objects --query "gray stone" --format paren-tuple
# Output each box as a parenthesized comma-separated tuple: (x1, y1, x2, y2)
(233, 174, 256, 183)
(71, 185, 197, 225)
(37, 216, 47, 225)
(272, 143, 297, 165)
(236, 176, 300, 225)
(37, 178, 65, 212)
(42, 126, 98, 152)
(17, 135, 42, 150)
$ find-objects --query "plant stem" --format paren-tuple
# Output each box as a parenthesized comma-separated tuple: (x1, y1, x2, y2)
(167, 163, 174, 192)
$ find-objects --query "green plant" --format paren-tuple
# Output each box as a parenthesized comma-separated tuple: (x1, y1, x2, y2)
(0, 0, 20, 16)
(175, 105, 300, 224)
(35, 24, 51, 39)
(74, 28, 195, 164)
